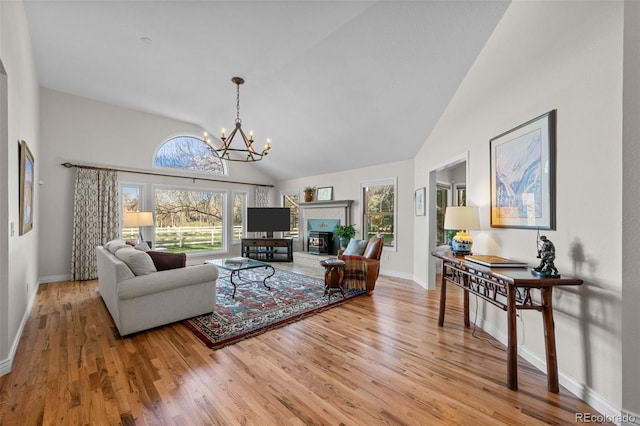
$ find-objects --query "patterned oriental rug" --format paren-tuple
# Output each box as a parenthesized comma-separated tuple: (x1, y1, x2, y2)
(183, 268, 365, 350)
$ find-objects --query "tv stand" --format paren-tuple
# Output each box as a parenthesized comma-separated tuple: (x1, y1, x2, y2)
(241, 238, 293, 262)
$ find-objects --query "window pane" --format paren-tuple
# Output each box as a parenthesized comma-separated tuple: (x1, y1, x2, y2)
(283, 194, 299, 238)
(155, 136, 225, 174)
(122, 185, 141, 241)
(233, 192, 245, 242)
(365, 185, 394, 213)
(436, 186, 449, 246)
(363, 182, 395, 247)
(155, 188, 224, 253)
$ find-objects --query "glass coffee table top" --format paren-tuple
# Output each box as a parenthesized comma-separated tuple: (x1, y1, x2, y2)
(207, 257, 271, 271)
(206, 258, 275, 298)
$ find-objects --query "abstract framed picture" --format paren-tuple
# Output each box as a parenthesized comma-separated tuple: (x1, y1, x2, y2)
(316, 186, 333, 201)
(490, 110, 556, 229)
(19, 140, 34, 235)
(415, 187, 425, 216)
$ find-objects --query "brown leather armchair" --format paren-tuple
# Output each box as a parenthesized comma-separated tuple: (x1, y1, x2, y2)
(338, 234, 384, 296)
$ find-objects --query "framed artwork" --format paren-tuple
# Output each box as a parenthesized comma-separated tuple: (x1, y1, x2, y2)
(316, 186, 333, 201)
(415, 187, 426, 216)
(19, 140, 34, 235)
(490, 110, 556, 229)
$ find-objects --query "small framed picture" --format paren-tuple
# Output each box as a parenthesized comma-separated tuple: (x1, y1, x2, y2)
(19, 140, 35, 235)
(415, 187, 426, 216)
(316, 186, 333, 201)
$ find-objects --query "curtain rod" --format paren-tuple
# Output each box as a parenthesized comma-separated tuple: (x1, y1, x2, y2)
(60, 162, 274, 188)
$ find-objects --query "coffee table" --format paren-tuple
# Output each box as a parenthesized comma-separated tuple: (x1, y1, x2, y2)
(206, 258, 275, 298)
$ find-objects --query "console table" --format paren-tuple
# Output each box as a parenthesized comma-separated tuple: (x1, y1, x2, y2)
(241, 238, 293, 262)
(431, 250, 583, 392)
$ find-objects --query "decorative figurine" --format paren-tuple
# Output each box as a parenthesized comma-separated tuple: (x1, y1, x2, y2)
(531, 235, 560, 278)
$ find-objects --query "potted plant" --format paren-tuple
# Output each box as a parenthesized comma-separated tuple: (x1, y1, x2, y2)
(303, 186, 315, 202)
(335, 224, 357, 248)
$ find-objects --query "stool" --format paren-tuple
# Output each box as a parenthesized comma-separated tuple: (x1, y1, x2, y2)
(320, 259, 345, 302)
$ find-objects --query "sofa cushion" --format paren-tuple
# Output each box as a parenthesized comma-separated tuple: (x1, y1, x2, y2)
(147, 250, 186, 271)
(115, 247, 157, 275)
(343, 238, 368, 256)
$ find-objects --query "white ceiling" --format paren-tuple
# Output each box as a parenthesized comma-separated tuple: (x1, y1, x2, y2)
(23, 0, 509, 181)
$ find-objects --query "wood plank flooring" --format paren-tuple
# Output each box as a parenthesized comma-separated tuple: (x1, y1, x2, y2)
(0, 266, 611, 425)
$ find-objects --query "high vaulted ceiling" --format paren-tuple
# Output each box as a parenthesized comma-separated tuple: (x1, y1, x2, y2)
(23, 0, 509, 181)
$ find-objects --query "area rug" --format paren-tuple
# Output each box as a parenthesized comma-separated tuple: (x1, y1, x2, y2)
(183, 268, 365, 349)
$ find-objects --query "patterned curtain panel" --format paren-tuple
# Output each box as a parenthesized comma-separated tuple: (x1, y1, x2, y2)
(70, 168, 120, 280)
(255, 186, 270, 207)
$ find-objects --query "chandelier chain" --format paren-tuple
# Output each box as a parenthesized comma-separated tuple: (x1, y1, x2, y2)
(236, 82, 242, 124)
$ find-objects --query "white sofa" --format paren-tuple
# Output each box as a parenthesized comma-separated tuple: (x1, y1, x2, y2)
(96, 244, 218, 336)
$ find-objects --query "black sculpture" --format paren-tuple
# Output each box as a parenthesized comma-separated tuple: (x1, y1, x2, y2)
(531, 235, 560, 278)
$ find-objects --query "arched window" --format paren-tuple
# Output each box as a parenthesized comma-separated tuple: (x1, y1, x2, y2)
(154, 136, 225, 175)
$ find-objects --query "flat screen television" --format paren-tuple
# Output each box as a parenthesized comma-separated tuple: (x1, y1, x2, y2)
(247, 207, 291, 237)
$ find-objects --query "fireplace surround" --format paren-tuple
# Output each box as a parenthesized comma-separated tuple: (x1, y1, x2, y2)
(299, 200, 353, 255)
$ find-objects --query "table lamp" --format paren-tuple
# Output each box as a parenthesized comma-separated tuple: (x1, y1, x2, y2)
(123, 212, 154, 244)
(444, 206, 480, 255)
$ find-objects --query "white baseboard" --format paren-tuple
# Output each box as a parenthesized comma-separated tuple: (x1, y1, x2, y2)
(476, 317, 627, 424)
(0, 277, 40, 377)
(39, 274, 72, 284)
(621, 409, 640, 426)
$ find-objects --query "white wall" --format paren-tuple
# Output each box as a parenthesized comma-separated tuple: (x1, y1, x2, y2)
(415, 0, 625, 416)
(38, 88, 276, 280)
(0, 0, 40, 374)
(622, 0, 640, 419)
(276, 159, 415, 280)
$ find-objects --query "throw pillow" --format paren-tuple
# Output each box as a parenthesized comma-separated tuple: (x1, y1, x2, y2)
(114, 247, 157, 275)
(343, 238, 368, 256)
(147, 251, 187, 271)
(106, 240, 129, 254)
(134, 241, 151, 252)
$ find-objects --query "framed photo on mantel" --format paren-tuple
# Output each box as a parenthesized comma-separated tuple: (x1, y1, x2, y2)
(316, 186, 333, 201)
(490, 110, 556, 229)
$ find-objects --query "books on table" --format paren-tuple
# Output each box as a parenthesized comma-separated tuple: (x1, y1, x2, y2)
(464, 255, 528, 268)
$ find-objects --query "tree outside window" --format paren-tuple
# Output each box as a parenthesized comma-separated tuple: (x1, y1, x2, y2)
(232, 192, 246, 242)
(154, 136, 225, 175)
(154, 188, 225, 253)
(282, 192, 299, 238)
(362, 179, 396, 247)
(121, 185, 142, 241)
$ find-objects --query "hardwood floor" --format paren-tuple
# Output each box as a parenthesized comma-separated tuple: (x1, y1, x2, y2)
(0, 267, 610, 425)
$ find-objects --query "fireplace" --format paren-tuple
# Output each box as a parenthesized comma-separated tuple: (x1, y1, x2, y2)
(308, 231, 333, 255)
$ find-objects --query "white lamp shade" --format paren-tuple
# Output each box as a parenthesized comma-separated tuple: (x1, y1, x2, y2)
(444, 206, 480, 231)
(123, 212, 154, 227)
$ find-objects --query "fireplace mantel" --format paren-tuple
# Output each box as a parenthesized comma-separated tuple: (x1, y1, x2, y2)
(299, 200, 353, 209)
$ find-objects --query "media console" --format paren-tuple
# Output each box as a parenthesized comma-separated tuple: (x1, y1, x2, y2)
(241, 238, 293, 262)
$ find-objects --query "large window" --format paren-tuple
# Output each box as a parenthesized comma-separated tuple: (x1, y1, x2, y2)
(232, 191, 247, 243)
(154, 187, 226, 253)
(281, 191, 299, 238)
(362, 178, 396, 248)
(154, 135, 225, 175)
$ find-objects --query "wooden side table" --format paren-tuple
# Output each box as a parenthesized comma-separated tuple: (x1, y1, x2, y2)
(320, 259, 345, 302)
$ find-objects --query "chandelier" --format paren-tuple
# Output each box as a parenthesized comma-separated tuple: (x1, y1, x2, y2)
(205, 76, 271, 162)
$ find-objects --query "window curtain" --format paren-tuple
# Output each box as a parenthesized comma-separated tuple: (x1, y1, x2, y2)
(255, 186, 270, 207)
(70, 168, 120, 280)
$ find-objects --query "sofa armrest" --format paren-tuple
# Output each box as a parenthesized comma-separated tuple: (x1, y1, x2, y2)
(118, 263, 219, 300)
